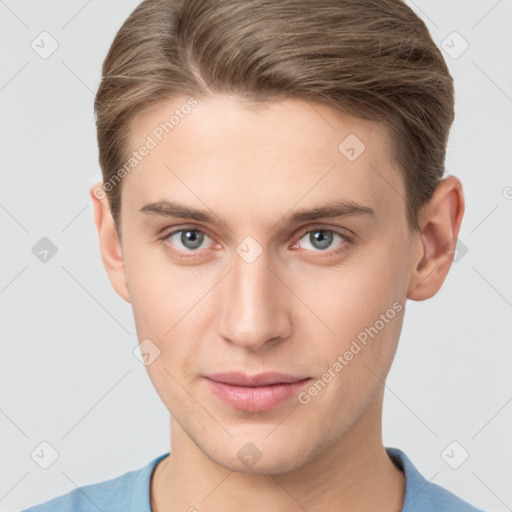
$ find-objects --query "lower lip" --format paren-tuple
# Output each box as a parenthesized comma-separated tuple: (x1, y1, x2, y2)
(205, 378, 312, 412)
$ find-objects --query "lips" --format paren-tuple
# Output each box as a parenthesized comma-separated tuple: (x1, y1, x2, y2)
(206, 372, 309, 387)
(204, 372, 312, 412)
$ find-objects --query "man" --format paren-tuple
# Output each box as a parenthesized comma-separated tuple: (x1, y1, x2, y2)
(22, 0, 484, 510)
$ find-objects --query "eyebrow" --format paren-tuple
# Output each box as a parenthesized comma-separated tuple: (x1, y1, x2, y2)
(139, 198, 376, 225)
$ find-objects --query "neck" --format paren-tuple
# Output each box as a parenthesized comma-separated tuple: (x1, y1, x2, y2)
(151, 391, 405, 512)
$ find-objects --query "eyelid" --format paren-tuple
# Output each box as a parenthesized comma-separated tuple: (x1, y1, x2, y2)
(293, 223, 354, 243)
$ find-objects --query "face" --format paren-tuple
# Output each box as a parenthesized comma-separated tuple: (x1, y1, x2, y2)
(101, 94, 419, 473)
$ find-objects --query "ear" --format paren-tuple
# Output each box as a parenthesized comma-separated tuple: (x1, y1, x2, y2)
(89, 182, 131, 303)
(407, 175, 465, 301)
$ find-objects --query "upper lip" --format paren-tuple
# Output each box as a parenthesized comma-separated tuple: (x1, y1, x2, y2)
(206, 372, 311, 387)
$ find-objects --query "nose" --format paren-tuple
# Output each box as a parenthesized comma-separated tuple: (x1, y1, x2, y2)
(217, 248, 292, 352)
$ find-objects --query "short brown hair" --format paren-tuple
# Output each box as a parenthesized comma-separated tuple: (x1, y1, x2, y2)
(94, 0, 454, 233)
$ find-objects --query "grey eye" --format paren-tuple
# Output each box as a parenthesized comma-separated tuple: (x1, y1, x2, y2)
(169, 229, 208, 250)
(298, 230, 345, 251)
(310, 230, 333, 250)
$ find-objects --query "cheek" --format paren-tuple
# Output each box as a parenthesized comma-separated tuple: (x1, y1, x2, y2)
(294, 239, 408, 383)
(123, 241, 200, 333)
(290, 240, 407, 333)
(123, 245, 211, 378)
(124, 256, 204, 411)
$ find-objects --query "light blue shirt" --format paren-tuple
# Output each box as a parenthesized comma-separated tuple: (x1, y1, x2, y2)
(20, 447, 485, 511)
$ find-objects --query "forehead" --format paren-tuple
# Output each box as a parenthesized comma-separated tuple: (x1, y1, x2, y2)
(121, 94, 404, 226)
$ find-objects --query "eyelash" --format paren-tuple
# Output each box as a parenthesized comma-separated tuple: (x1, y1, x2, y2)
(158, 225, 353, 259)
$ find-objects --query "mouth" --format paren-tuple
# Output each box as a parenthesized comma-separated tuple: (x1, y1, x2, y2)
(204, 372, 313, 412)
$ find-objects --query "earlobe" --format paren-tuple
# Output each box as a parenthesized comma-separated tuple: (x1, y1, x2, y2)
(407, 176, 465, 301)
(89, 182, 131, 303)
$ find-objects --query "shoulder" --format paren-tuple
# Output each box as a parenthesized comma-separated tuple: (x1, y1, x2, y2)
(386, 447, 486, 512)
(20, 452, 169, 512)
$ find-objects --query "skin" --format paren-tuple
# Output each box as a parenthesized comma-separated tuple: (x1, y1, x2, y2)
(90, 94, 464, 512)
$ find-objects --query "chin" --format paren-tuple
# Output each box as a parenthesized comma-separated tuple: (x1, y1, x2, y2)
(202, 435, 314, 476)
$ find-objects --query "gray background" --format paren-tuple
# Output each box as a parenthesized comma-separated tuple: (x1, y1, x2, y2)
(1, 1, 511, 511)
